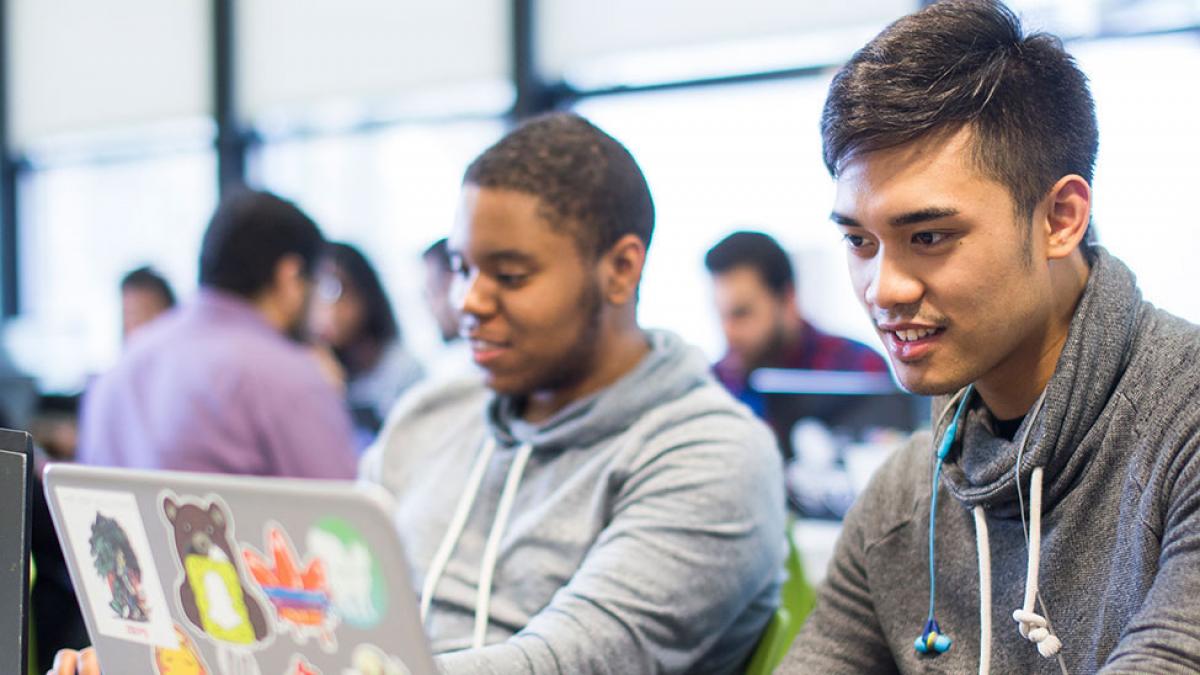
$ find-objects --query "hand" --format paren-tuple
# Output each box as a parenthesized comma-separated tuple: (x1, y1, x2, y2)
(48, 648, 99, 675)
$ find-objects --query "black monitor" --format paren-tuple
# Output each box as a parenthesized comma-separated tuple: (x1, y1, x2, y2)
(0, 428, 33, 675)
(751, 368, 930, 456)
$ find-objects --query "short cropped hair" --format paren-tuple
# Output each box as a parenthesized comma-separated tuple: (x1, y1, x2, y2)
(823, 0, 1098, 241)
(463, 113, 655, 258)
(198, 189, 325, 298)
(120, 266, 176, 307)
(705, 231, 795, 296)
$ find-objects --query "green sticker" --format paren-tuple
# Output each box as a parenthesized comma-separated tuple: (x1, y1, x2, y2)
(306, 517, 387, 628)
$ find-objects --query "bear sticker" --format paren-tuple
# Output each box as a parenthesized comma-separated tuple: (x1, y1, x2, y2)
(161, 493, 271, 648)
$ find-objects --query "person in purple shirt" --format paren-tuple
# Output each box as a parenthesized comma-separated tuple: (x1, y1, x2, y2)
(78, 189, 357, 479)
(706, 231, 888, 453)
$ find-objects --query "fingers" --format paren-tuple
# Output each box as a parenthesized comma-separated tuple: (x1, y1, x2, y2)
(80, 648, 100, 675)
(49, 649, 77, 675)
(48, 647, 100, 675)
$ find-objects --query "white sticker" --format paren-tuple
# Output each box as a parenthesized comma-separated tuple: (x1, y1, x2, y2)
(56, 486, 179, 649)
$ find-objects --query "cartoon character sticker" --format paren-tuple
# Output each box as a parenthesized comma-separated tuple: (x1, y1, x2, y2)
(90, 513, 150, 621)
(306, 518, 387, 629)
(152, 623, 211, 675)
(55, 486, 177, 648)
(242, 524, 338, 649)
(160, 493, 271, 647)
(344, 644, 412, 675)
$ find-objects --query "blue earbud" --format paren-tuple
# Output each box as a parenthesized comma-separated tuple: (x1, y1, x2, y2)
(914, 619, 953, 654)
(914, 386, 973, 658)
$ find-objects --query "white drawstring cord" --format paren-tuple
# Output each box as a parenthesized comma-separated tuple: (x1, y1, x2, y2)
(420, 436, 497, 623)
(1013, 467, 1063, 658)
(473, 442, 534, 648)
(973, 505, 992, 675)
(418, 436, 536, 649)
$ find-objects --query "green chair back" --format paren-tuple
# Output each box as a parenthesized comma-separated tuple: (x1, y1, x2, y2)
(744, 524, 818, 675)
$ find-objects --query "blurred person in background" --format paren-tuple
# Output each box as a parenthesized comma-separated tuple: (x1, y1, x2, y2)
(422, 237, 474, 380)
(706, 231, 887, 451)
(309, 241, 423, 445)
(119, 265, 176, 343)
(77, 189, 356, 479)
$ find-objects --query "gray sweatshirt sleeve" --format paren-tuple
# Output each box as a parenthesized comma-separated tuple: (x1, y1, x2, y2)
(1100, 438, 1200, 674)
(435, 428, 785, 674)
(778, 478, 901, 674)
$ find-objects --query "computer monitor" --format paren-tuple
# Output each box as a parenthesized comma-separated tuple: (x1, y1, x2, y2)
(750, 369, 929, 519)
(750, 368, 930, 456)
(0, 428, 33, 675)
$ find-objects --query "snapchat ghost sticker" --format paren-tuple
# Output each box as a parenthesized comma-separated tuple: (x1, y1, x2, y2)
(161, 494, 270, 646)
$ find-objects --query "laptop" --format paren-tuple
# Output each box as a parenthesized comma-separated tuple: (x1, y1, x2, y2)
(44, 464, 437, 675)
(1, 429, 33, 675)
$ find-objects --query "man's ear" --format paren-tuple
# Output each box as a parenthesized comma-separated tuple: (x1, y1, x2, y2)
(599, 234, 647, 306)
(1041, 174, 1091, 260)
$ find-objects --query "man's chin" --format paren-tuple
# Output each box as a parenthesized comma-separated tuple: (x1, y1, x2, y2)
(892, 364, 969, 397)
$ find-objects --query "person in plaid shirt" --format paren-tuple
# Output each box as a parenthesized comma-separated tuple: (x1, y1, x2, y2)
(707, 231, 888, 455)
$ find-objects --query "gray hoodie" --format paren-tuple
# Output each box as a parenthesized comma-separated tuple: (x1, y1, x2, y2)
(782, 249, 1200, 673)
(361, 330, 785, 674)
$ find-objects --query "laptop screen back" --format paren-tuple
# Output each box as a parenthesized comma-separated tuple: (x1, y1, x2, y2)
(0, 429, 32, 675)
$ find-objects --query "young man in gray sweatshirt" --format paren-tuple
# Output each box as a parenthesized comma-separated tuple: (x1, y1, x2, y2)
(782, 2, 1200, 673)
(360, 113, 785, 673)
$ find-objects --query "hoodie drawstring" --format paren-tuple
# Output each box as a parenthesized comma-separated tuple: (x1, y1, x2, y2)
(973, 466, 1064, 675)
(420, 437, 535, 649)
(1014, 467, 1063, 658)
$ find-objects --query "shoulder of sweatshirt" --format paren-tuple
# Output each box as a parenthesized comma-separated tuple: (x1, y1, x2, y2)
(358, 371, 491, 486)
(846, 429, 934, 552)
(623, 377, 782, 467)
(1120, 304, 1200, 440)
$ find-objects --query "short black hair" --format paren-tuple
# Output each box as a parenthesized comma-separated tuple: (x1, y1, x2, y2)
(705, 231, 795, 296)
(198, 189, 325, 298)
(823, 0, 1098, 245)
(120, 266, 176, 307)
(463, 112, 655, 258)
(422, 237, 452, 273)
(325, 242, 399, 346)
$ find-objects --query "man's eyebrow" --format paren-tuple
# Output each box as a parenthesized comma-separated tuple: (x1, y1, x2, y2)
(889, 207, 959, 227)
(830, 212, 859, 227)
(483, 250, 536, 265)
(830, 207, 960, 228)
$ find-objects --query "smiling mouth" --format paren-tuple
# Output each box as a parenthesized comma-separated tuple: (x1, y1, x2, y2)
(889, 327, 944, 342)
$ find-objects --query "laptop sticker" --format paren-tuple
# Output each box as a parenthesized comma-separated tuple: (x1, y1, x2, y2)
(160, 493, 272, 648)
(242, 524, 338, 650)
(152, 623, 211, 675)
(344, 644, 413, 675)
(306, 518, 388, 629)
(55, 486, 178, 648)
(284, 655, 322, 675)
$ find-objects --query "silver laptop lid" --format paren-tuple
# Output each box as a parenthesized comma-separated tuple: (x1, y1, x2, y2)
(44, 463, 436, 675)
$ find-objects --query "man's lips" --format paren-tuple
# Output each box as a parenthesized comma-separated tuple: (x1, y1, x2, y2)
(876, 324, 946, 361)
(468, 337, 511, 365)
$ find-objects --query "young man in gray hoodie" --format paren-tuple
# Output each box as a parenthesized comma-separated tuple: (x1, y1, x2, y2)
(782, 2, 1200, 673)
(360, 113, 785, 673)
